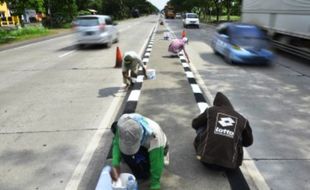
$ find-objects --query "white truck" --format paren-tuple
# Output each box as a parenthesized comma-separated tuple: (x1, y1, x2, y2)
(241, 0, 310, 59)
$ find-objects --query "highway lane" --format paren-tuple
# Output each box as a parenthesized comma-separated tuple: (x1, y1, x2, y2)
(166, 19, 310, 190)
(0, 15, 158, 190)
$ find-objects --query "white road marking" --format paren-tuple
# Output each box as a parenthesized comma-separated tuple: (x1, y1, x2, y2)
(191, 84, 202, 93)
(197, 102, 209, 113)
(142, 58, 149, 63)
(58, 50, 75, 58)
(128, 90, 141, 101)
(242, 151, 271, 190)
(136, 75, 144, 83)
(182, 62, 190, 68)
(179, 56, 185, 60)
(185, 71, 194, 78)
(64, 89, 126, 190)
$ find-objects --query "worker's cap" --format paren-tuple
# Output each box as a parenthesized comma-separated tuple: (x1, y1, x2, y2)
(118, 114, 142, 155)
(124, 54, 133, 66)
(182, 37, 188, 44)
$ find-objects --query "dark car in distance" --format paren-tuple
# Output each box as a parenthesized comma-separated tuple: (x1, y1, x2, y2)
(211, 23, 274, 64)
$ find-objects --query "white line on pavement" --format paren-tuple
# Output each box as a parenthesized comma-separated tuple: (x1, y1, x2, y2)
(58, 50, 75, 58)
(197, 102, 209, 113)
(191, 84, 202, 93)
(185, 71, 194, 78)
(142, 58, 149, 63)
(127, 90, 141, 101)
(64, 89, 125, 190)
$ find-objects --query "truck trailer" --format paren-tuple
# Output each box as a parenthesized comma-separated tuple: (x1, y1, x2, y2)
(242, 0, 310, 59)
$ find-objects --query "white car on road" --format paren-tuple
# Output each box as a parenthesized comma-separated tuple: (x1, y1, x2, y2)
(183, 13, 200, 28)
(73, 15, 119, 48)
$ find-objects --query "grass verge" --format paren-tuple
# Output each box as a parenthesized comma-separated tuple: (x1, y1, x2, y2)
(0, 26, 69, 45)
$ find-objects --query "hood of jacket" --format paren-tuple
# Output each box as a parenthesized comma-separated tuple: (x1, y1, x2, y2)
(213, 92, 234, 109)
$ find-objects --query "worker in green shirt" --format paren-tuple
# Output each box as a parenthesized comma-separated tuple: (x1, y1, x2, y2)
(110, 113, 169, 190)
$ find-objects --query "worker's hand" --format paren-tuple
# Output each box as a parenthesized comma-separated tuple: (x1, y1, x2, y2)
(110, 166, 120, 181)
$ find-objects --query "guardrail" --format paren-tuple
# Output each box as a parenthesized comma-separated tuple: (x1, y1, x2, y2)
(0, 16, 20, 27)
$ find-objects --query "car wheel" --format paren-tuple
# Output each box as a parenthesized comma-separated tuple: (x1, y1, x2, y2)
(224, 52, 233, 64)
(77, 44, 84, 49)
(197, 25, 200, 29)
(114, 33, 119, 43)
(106, 39, 112, 48)
(212, 48, 219, 55)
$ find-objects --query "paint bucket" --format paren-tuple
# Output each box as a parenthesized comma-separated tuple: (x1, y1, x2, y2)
(112, 173, 136, 190)
(146, 69, 156, 80)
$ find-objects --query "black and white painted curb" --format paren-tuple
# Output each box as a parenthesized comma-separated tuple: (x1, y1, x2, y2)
(165, 25, 210, 113)
(178, 52, 209, 113)
(123, 24, 158, 114)
(95, 24, 158, 190)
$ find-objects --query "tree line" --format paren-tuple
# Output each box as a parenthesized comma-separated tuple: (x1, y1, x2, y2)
(0, 0, 157, 27)
(168, 0, 242, 22)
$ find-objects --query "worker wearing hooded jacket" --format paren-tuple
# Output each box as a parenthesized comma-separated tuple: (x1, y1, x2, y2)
(192, 92, 253, 169)
(111, 113, 168, 190)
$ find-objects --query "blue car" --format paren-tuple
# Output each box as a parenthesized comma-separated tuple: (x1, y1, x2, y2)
(211, 23, 274, 64)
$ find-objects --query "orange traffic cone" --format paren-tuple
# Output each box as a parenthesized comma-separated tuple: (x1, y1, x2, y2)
(181, 30, 186, 38)
(115, 46, 122, 68)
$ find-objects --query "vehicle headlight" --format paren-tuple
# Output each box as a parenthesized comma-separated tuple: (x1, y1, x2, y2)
(232, 44, 241, 50)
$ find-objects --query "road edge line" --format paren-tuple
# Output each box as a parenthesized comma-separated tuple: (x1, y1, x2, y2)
(64, 89, 126, 190)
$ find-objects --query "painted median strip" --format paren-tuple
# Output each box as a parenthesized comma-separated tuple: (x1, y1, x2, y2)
(122, 25, 157, 114)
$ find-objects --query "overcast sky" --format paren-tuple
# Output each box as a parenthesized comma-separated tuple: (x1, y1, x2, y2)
(147, 0, 169, 10)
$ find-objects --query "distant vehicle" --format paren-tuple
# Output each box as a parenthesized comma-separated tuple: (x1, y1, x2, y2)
(73, 15, 119, 48)
(242, 0, 310, 60)
(183, 13, 199, 28)
(24, 9, 37, 23)
(211, 23, 274, 64)
(175, 13, 181, 19)
(132, 9, 140, 18)
(164, 4, 176, 19)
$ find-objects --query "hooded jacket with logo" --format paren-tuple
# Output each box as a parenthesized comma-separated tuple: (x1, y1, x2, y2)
(192, 92, 253, 169)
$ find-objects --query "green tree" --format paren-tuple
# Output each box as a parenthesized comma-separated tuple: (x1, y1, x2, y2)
(45, 0, 77, 27)
(0, 0, 44, 15)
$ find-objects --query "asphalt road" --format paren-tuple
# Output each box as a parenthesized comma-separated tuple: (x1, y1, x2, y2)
(0, 15, 309, 190)
(0, 15, 157, 190)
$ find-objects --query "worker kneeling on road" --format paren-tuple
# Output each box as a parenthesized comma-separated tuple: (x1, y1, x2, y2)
(111, 113, 169, 190)
(192, 92, 253, 169)
(168, 37, 190, 63)
(122, 51, 147, 89)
